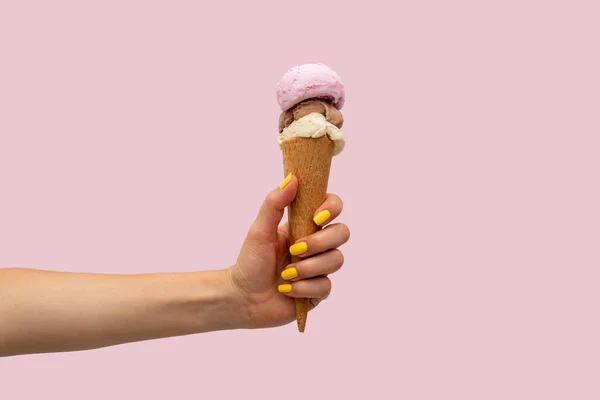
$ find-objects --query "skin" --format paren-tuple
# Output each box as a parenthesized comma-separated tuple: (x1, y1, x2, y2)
(0, 174, 349, 357)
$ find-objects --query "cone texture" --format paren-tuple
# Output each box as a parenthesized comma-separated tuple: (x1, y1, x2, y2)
(281, 135, 334, 332)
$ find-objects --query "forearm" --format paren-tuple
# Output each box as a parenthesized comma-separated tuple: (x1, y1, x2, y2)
(0, 267, 246, 357)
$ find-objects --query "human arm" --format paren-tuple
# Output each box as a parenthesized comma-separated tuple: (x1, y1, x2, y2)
(0, 268, 240, 357)
(0, 173, 350, 357)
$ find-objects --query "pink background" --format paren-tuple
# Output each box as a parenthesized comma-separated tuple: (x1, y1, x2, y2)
(1, 1, 599, 398)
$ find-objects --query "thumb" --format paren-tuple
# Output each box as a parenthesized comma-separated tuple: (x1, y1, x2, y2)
(250, 173, 297, 238)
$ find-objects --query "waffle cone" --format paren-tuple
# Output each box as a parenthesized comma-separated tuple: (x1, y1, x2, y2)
(281, 135, 334, 332)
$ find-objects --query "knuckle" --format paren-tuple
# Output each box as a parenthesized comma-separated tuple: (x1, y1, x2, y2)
(247, 224, 265, 240)
(323, 278, 332, 296)
(338, 223, 351, 242)
(264, 191, 278, 208)
(247, 224, 272, 245)
(331, 249, 344, 270)
(336, 195, 344, 211)
(328, 194, 343, 211)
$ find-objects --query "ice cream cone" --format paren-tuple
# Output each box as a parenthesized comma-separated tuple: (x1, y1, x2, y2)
(276, 62, 346, 333)
(282, 135, 334, 332)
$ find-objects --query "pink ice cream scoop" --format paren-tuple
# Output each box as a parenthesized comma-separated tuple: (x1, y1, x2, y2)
(276, 63, 345, 111)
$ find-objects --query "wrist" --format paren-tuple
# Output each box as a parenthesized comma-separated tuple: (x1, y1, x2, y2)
(177, 269, 251, 332)
(143, 269, 250, 335)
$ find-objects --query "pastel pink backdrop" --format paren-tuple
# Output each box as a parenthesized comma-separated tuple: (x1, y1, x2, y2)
(1, 1, 599, 399)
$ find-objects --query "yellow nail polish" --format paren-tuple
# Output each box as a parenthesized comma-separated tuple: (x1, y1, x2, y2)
(289, 242, 308, 256)
(278, 284, 292, 293)
(279, 172, 292, 189)
(281, 267, 298, 280)
(313, 209, 331, 226)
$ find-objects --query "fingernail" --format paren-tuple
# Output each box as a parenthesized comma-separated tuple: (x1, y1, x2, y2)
(313, 209, 331, 226)
(279, 172, 292, 189)
(289, 242, 308, 256)
(278, 284, 292, 293)
(281, 267, 298, 280)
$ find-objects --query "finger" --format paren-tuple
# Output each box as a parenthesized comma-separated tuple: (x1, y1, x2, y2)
(309, 298, 323, 308)
(312, 193, 344, 227)
(249, 173, 297, 239)
(289, 223, 350, 258)
(276, 222, 290, 267)
(277, 222, 289, 238)
(277, 276, 332, 300)
(281, 249, 344, 281)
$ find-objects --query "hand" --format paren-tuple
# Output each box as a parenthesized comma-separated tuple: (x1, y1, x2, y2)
(227, 174, 350, 329)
